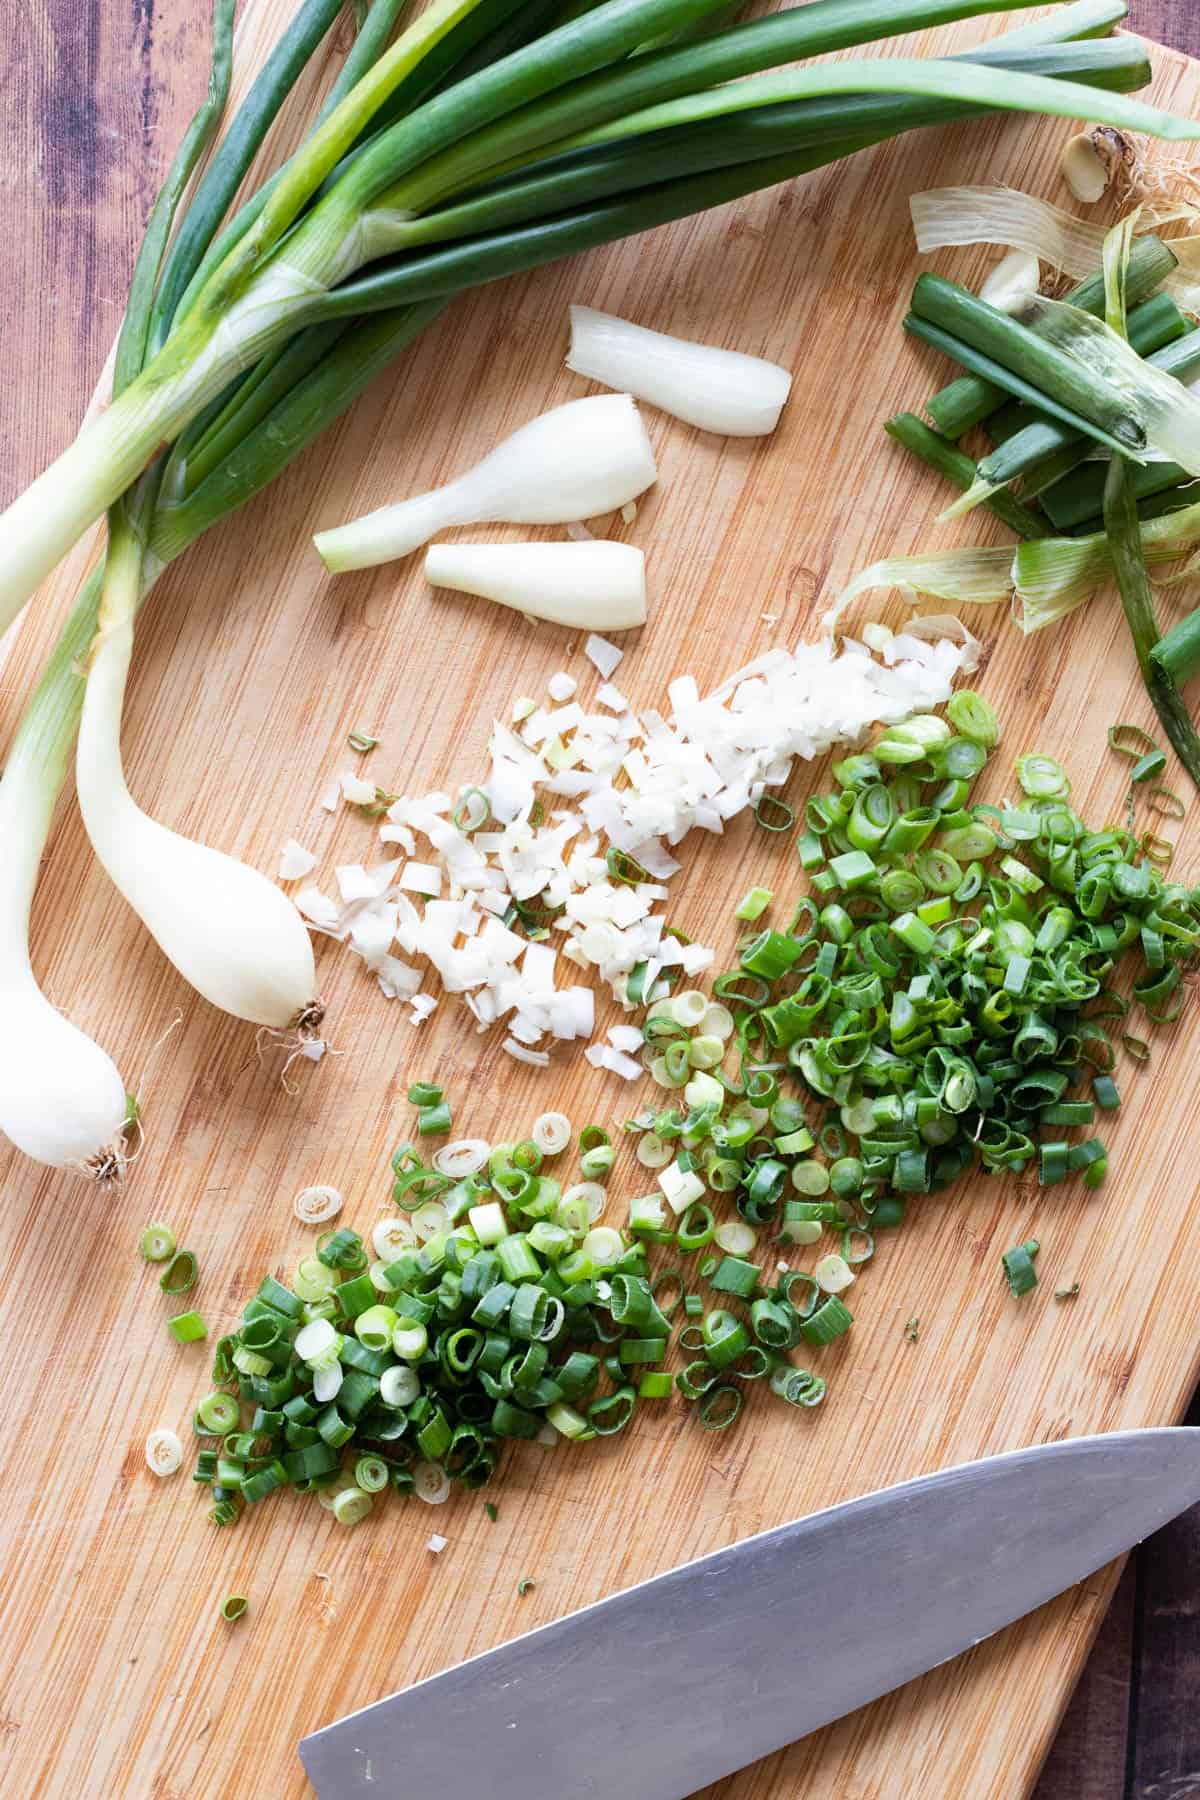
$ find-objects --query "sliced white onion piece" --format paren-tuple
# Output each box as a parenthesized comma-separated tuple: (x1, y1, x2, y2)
(563, 1180, 608, 1223)
(425, 541, 646, 633)
(568, 305, 792, 436)
(313, 1361, 344, 1403)
(635, 1131, 673, 1169)
(532, 1111, 572, 1155)
(582, 1225, 624, 1267)
(815, 1252, 856, 1295)
(433, 1138, 491, 1178)
(315, 395, 657, 571)
(699, 1002, 735, 1041)
(296, 1318, 339, 1362)
(294, 1184, 343, 1225)
(413, 1460, 451, 1504)
(469, 1200, 508, 1245)
(380, 1365, 420, 1407)
(145, 1429, 183, 1477)
(373, 1216, 418, 1259)
(714, 1220, 758, 1256)
(427, 1533, 448, 1553)
(412, 1200, 450, 1241)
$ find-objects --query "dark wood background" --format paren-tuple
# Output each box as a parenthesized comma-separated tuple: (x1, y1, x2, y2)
(2, 3, 1198, 1794)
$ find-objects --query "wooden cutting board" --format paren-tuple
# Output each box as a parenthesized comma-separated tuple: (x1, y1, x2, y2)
(4, 8, 1200, 1797)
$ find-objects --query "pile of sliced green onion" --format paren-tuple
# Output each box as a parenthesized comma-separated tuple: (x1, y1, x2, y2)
(185, 690, 1196, 1517)
(187, 1100, 831, 1524)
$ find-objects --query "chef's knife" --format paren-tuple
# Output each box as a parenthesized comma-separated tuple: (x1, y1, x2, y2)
(300, 1428, 1200, 1798)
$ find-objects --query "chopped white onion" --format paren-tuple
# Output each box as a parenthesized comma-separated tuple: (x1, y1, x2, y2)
(412, 1200, 450, 1241)
(279, 838, 318, 881)
(714, 1220, 758, 1256)
(568, 305, 792, 436)
(532, 1111, 572, 1155)
(145, 1429, 183, 1477)
(564, 1180, 608, 1223)
(433, 1138, 491, 1178)
(413, 1460, 451, 1504)
(584, 633, 624, 678)
(427, 1534, 448, 1553)
(815, 1253, 856, 1295)
(313, 1361, 344, 1402)
(635, 1132, 673, 1169)
(296, 1318, 339, 1362)
(547, 671, 577, 702)
(380, 1366, 420, 1407)
(294, 1184, 343, 1224)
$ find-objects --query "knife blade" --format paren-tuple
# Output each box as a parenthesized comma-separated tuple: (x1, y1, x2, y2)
(300, 1427, 1200, 1798)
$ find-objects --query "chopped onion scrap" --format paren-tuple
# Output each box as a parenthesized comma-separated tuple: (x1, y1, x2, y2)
(909, 183, 1200, 318)
(289, 625, 977, 1073)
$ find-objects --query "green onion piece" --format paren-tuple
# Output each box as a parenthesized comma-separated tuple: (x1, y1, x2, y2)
(220, 1594, 249, 1622)
(160, 1250, 199, 1294)
(169, 1311, 208, 1344)
(196, 1390, 240, 1435)
(1108, 722, 1160, 759)
(1146, 785, 1186, 820)
(139, 1222, 177, 1262)
(1130, 749, 1167, 783)
(799, 1296, 853, 1346)
(754, 795, 794, 832)
(1055, 1282, 1082, 1301)
(638, 1371, 674, 1399)
(698, 1385, 743, 1431)
(1002, 1239, 1040, 1298)
(517, 1577, 536, 1597)
(484, 1501, 499, 1522)
(947, 689, 1000, 745)
(408, 1081, 444, 1107)
(904, 1317, 920, 1343)
(348, 730, 378, 753)
(735, 886, 774, 922)
(332, 1487, 373, 1526)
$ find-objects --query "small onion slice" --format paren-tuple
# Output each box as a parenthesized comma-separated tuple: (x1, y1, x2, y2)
(294, 1184, 343, 1225)
(413, 1460, 451, 1504)
(714, 1220, 758, 1256)
(373, 1216, 417, 1259)
(433, 1139, 490, 1178)
(145, 1429, 183, 1477)
(532, 1111, 572, 1156)
(564, 1180, 608, 1223)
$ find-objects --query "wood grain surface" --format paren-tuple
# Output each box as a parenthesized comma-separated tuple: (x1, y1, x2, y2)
(3, 6, 1200, 1799)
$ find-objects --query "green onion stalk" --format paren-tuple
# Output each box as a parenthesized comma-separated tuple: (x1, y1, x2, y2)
(1103, 458, 1200, 787)
(0, 0, 1196, 625)
(0, 0, 1192, 1174)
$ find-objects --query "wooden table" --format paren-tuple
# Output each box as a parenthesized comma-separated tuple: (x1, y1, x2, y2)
(3, 5, 1200, 1797)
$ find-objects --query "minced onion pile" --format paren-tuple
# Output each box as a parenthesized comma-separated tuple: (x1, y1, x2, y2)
(185, 690, 1195, 1520)
(286, 622, 979, 1066)
(185, 1088, 829, 1527)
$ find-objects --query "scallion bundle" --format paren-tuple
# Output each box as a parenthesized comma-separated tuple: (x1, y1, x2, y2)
(3, 0, 1196, 1173)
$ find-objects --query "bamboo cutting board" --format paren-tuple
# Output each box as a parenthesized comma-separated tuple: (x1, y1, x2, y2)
(3, 8, 1200, 1797)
